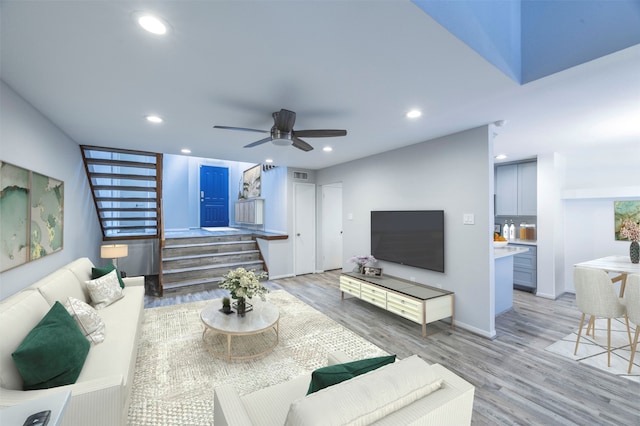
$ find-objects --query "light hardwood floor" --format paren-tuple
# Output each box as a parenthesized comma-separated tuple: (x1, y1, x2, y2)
(145, 270, 640, 425)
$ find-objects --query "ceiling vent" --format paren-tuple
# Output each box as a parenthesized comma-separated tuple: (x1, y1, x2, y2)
(293, 171, 308, 181)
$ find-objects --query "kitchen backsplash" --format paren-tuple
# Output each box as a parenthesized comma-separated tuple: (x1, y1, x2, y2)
(495, 215, 537, 239)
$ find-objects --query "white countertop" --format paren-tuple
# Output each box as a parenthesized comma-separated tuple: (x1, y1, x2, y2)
(506, 239, 537, 246)
(494, 246, 529, 259)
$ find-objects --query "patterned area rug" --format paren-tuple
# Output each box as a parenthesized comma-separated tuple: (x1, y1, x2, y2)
(127, 290, 386, 425)
(545, 317, 638, 383)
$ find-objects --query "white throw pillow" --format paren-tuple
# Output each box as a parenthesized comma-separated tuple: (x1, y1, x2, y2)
(85, 269, 124, 309)
(64, 296, 105, 344)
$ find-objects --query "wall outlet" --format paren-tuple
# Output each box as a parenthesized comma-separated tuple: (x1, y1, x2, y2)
(463, 213, 475, 225)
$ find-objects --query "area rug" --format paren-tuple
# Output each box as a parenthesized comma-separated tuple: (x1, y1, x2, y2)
(127, 290, 387, 425)
(545, 317, 638, 383)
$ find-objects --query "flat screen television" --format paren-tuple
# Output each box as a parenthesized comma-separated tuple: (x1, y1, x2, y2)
(371, 210, 445, 273)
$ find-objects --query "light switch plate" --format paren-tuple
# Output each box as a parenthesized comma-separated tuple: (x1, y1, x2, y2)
(463, 213, 475, 225)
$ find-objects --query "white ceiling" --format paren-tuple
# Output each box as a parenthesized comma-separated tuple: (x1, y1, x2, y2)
(1, 1, 639, 170)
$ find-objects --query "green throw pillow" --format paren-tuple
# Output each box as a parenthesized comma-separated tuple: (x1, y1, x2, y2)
(92, 263, 125, 289)
(307, 355, 396, 395)
(12, 301, 90, 390)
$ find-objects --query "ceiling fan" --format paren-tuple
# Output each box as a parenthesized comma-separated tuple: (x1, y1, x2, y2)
(214, 109, 347, 152)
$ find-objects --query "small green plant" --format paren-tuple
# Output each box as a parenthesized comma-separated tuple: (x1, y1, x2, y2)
(222, 297, 231, 307)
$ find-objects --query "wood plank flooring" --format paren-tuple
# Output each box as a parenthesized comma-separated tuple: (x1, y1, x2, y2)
(144, 270, 640, 425)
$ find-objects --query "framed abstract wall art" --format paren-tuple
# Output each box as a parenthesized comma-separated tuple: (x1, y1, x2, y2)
(614, 200, 640, 241)
(242, 164, 261, 199)
(0, 161, 64, 272)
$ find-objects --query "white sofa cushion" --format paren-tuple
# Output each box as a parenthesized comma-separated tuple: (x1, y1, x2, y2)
(34, 268, 89, 305)
(284, 355, 443, 426)
(0, 290, 51, 390)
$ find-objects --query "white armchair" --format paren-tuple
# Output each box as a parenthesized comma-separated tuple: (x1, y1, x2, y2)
(573, 267, 631, 367)
(624, 274, 640, 373)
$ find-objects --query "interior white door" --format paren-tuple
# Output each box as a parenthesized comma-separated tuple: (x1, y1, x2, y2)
(294, 182, 316, 275)
(321, 183, 342, 270)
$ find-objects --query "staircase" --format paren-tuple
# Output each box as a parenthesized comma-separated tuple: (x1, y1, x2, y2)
(162, 233, 266, 293)
(80, 145, 162, 239)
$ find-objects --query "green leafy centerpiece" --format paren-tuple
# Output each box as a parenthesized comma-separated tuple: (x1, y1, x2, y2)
(219, 268, 269, 316)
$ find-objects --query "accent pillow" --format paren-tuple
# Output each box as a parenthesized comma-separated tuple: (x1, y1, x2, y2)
(85, 269, 124, 309)
(307, 354, 396, 394)
(64, 296, 105, 344)
(12, 301, 90, 390)
(92, 263, 125, 289)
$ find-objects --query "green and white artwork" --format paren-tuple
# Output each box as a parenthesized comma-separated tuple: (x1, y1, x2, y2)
(30, 172, 64, 260)
(614, 200, 640, 241)
(0, 162, 30, 271)
(0, 161, 64, 272)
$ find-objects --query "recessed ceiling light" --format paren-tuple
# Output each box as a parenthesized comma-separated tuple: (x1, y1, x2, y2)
(495, 154, 508, 160)
(181, 148, 191, 154)
(323, 146, 333, 152)
(146, 115, 163, 123)
(406, 109, 422, 119)
(138, 14, 167, 35)
(265, 158, 274, 163)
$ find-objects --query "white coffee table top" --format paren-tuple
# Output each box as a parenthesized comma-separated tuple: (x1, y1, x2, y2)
(201, 298, 279, 334)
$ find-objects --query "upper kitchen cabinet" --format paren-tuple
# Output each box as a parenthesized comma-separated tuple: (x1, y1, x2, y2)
(496, 161, 537, 216)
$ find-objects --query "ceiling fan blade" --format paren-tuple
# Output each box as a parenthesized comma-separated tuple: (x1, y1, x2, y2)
(292, 136, 314, 152)
(275, 109, 296, 132)
(293, 129, 347, 138)
(214, 125, 268, 134)
(244, 137, 272, 148)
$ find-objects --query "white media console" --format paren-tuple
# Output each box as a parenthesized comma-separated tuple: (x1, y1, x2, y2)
(340, 272, 454, 337)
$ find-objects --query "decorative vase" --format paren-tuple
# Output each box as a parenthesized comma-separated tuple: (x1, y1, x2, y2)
(631, 241, 640, 264)
(355, 264, 364, 274)
(236, 297, 246, 317)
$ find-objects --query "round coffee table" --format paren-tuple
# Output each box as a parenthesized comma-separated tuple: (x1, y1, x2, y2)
(200, 299, 279, 361)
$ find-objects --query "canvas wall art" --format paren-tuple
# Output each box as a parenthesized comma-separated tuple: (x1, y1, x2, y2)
(614, 200, 640, 241)
(0, 161, 64, 272)
(242, 164, 261, 199)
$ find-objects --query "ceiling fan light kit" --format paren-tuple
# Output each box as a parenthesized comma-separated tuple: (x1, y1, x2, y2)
(214, 108, 347, 152)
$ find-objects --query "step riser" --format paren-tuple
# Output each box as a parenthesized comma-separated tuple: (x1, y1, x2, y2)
(165, 235, 254, 245)
(162, 263, 265, 283)
(163, 242, 257, 258)
(163, 253, 261, 270)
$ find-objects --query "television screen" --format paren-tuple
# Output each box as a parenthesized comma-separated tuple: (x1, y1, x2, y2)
(371, 210, 444, 273)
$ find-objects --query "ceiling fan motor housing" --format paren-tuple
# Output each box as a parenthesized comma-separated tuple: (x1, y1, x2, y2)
(271, 128, 293, 146)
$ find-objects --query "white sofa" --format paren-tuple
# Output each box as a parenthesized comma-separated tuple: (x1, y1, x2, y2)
(0, 257, 145, 426)
(214, 351, 475, 426)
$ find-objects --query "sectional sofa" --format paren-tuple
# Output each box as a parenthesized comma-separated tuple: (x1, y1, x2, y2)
(0, 258, 145, 426)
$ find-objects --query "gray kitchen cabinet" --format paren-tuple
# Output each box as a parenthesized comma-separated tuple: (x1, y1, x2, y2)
(511, 244, 537, 292)
(495, 161, 536, 216)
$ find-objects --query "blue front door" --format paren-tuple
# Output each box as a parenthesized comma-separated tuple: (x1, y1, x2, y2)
(200, 166, 229, 227)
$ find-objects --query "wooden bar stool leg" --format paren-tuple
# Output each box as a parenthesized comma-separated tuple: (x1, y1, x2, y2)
(574, 313, 586, 355)
(629, 327, 639, 374)
(607, 318, 612, 367)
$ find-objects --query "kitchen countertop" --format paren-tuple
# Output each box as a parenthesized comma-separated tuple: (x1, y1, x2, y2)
(505, 239, 537, 246)
(494, 246, 529, 259)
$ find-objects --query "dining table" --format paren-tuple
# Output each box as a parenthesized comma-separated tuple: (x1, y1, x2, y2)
(574, 255, 640, 296)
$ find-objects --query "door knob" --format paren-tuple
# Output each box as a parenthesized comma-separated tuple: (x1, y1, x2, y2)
(297, 233, 301, 236)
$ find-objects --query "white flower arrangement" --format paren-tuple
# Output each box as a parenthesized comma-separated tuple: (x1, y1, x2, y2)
(219, 268, 269, 301)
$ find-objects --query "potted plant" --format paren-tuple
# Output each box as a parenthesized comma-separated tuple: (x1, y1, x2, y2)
(221, 297, 232, 313)
(219, 268, 269, 316)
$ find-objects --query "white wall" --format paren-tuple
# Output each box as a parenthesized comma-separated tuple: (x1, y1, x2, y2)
(558, 143, 640, 293)
(0, 81, 103, 299)
(317, 126, 496, 337)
